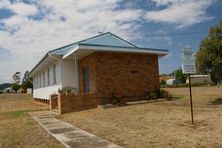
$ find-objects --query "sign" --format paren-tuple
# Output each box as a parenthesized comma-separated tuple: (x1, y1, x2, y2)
(182, 46, 196, 74)
(182, 45, 195, 124)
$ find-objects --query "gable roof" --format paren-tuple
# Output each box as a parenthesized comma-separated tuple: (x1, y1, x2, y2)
(48, 32, 137, 56)
(80, 32, 137, 48)
(28, 32, 168, 77)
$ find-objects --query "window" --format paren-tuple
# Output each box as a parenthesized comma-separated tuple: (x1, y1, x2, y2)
(53, 64, 56, 84)
(36, 76, 38, 88)
(47, 68, 50, 86)
(39, 74, 41, 88)
(33, 76, 35, 89)
(36, 75, 39, 88)
(82, 66, 89, 93)
(43, 72, 45, 87)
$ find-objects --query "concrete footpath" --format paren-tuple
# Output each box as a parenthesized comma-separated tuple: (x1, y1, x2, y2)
(29, 111, 120, 148)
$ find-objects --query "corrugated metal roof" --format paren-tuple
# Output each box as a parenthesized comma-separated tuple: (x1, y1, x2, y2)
(28, 32, 169, 77)
(49, 43, 78, 55)
(80, 32, 137, 48)
(49, 32, 138, 56)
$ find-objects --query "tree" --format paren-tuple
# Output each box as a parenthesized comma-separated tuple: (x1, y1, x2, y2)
(196, 21, 222, 84)
(173, 69, 186, 83)
(11, 83, 20, 92)
(12, 72, 21, 84)
(12, 72, 21, 92)
(22, 71, 33, 90)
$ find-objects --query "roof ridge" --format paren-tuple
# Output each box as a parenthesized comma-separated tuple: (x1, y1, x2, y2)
(49, 32, 111, 53)
(105, 32, 138, 47)
(78, 32, 110, 43)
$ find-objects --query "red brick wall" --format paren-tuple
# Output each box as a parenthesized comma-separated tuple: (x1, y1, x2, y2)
(95, 52, 159, 96)
(49, 94, 58, 110)
(78, 54, 97, 94)
(78, 52, 160, 104)
(57, 94, 97, 114)
(33, 98, 49, 105)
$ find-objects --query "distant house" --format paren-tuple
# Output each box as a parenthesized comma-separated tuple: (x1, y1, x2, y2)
(166, 79, 180, 85)
(186, 75, 212, 84)
(28, 32, 168, 105)
(3, 87, 15, 93)
(159, 75, 173, 83)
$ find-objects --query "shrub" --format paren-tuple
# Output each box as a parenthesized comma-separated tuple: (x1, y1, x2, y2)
(58, 88, 65, 95)
(144, 88, 172, 101)
(160, 80, 166, 85)
(58, 86, 77, 95)
(111, 93, 128, 105)
(162, 90, 172, 100)
(149, 92, 158, 100)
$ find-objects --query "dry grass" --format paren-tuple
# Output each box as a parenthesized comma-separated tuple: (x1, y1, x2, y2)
(0, 94, 48, 113)
(59, 86, 222, 148)
(0, 94, 63, 148)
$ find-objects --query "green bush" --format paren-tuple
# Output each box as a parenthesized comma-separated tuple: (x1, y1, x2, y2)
(111, 93, 128, 105)
(11, 83, 20, 92)
(160, 80, 166, 85)
(58, 86, 77, 95)
(145, 88, 172, 101)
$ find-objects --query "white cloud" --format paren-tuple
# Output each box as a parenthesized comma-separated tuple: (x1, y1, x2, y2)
(0, 0, 144, 83)
(9, 2, 38, 16)
(145, 0, 215, 28)
(0, 0, 216, 83)
(0, 0, 38, 16)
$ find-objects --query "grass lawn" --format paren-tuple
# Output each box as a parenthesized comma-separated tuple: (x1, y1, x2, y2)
(0, 94, 64, 148)
(58, 86, 222, 148)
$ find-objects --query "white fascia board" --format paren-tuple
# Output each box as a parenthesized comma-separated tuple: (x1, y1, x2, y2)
(62, 46, 79, 59)
(78, 45, 168, 56)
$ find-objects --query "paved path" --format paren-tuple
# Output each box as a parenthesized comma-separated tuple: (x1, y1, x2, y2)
(29, 111, 120, 148)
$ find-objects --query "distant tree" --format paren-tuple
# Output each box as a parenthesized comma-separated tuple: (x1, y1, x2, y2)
(160, 80, 166, 85)
(12, 72, 21, 84)
(22, 71, 33, 90)
(174, 69, 186, 83)
(159, 73, 167, 76)
(196, 21, 222, 84)
(11, 83, 20, 92)
(12, 72, 21, 92)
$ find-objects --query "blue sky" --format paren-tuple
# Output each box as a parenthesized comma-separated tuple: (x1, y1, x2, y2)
(0, 0, 221, 84)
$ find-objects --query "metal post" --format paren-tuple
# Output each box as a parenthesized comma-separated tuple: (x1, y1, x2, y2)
(74, 52, 79, 94)
(188, 74, 194, 124)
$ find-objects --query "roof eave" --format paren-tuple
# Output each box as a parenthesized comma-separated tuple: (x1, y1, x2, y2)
(28, 53, 62, 78)
(28, 53, 49, 78)
(78, 44, 169, 56)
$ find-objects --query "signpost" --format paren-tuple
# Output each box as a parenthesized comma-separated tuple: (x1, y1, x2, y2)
(182, 46, 196, 124)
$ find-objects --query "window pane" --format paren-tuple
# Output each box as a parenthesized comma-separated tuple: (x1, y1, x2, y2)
(39, 74, 41, 88)
(43, 72, 45, 87)
(48, 68, 50, 86)
(53, 64, 56, 84)
(82, 67, 89, 93)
